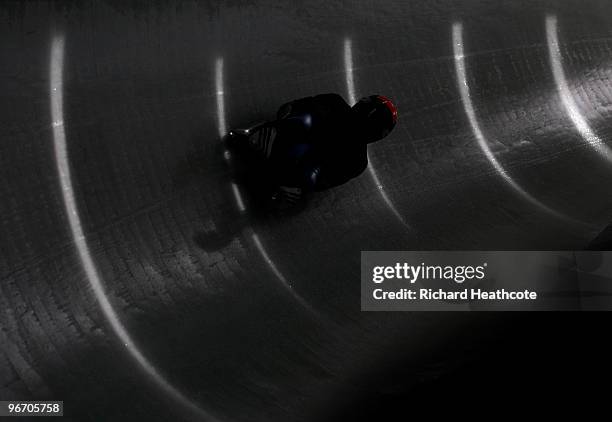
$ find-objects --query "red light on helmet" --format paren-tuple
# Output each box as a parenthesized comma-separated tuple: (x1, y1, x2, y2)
(377, 95, 398, 124)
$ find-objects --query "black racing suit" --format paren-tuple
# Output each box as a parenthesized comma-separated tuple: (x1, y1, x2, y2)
(268, 93, 368, 192)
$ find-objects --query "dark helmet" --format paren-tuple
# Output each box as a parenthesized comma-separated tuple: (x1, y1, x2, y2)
(351, 95, 398, 143)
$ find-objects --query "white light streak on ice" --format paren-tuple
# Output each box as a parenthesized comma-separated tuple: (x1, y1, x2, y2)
(343, 38, 411, 229)
(231, 183, 245, 212)
(343, 38, 357, 105)
(546, 15, 612, 162)
(216, 57, 246, 214)
(251, 233, 317, 314)
(452, 22, 577, 224)
(214, 57, 317, 317)
(50, 34, 217, 421)
(215, 58, 227, 139)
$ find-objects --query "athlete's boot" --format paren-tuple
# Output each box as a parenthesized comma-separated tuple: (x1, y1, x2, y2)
(228, 121, 276, 159)
(247, 123, 277, 159)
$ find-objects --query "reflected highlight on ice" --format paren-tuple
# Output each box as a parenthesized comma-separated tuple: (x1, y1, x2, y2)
(251, 233, 317, 313)
(50, 34, 218, 422)
(452, 22, 580, 225)
(231, 183, 245, 212)
(546, 15, 612, 162)
(216, 58, 246, 214)
(343, 39, 357, 105)
(343, 38, 411, 229)
(214, 57, 318, 317)
(215, 58, 227, 139)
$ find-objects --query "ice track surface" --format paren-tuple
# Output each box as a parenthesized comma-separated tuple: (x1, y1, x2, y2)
(2, 1, 612, 420)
